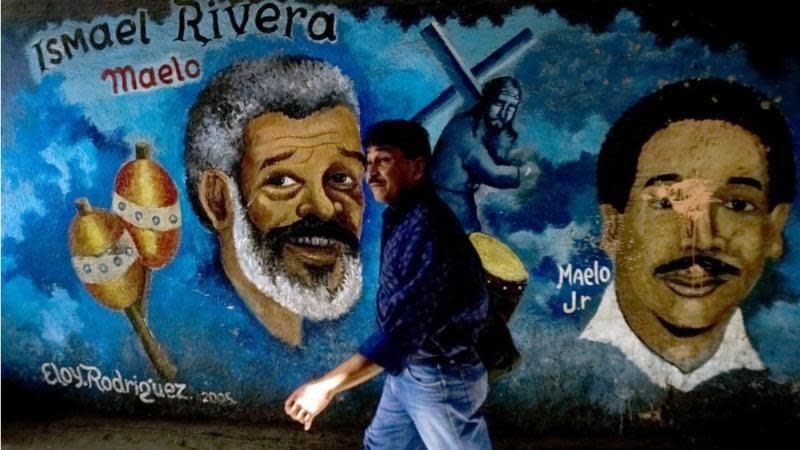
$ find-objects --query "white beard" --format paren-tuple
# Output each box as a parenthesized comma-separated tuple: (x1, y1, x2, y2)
(227, 182, 363, 321)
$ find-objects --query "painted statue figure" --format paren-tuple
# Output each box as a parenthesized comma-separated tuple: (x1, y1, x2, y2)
(429, 77, 529, 233)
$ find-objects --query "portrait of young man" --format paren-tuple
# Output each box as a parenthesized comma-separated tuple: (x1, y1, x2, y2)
(581, 78, 796, 392)
(285, 120, 493, 449)
(184, 56, 366, 346)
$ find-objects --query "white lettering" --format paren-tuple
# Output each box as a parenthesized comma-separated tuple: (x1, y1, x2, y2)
(38, 361, 225, 406)
(556, 261, 612, 288)
(557, 264, 573, 289)
(41, 363, 59, 385)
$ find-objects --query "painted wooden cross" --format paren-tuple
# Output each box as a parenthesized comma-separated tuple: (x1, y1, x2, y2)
(413, 20, 535, 124)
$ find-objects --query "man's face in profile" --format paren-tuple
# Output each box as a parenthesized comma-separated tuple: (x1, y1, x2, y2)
(484, 90, 519, 131)
(609, 119, 789, 335)
(366, 146, 423, 205)
(239, 105, 365, 292)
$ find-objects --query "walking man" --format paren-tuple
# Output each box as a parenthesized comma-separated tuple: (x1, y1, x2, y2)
(285, 120, 493, 449)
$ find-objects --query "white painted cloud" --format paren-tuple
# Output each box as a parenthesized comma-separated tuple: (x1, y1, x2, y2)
(1, 179, 47, 241)
(40, 139, 98, 195)
(509, 222, 592, 266)
(40, 285, 84, 345)
(521, 112, 609, 164)
(748, 299, 800, 382)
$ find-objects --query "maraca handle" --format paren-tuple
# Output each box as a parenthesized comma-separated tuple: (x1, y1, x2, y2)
(124, 307, 178, 381)
(133, 268, 152, 316)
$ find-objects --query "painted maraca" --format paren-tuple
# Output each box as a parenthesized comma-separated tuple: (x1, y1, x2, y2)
(69, 197, 177, 380)
(112, 142, 181, 269)
(69, 198, 146, 309)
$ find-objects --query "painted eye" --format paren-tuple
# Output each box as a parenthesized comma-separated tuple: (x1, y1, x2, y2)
(650, 197, 672, 209)
(724, 199, 755, 212)
(329, 172, 355, 188)
(266, 175, 299, 187)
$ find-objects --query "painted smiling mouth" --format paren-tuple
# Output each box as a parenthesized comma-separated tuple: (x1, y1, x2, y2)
(653, 257, 740, 298)
(659, 276, 725, 297)
(284, 236, 343, 266)
(656, 266, 728, 298)
(288, 236, 340, 247)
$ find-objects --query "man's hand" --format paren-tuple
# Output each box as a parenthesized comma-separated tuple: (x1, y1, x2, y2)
(283, 354, 383, 431)
(284, 380, 334, 431)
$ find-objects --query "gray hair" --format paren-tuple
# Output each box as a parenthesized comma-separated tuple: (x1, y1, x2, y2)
(184, 55, 359, 227)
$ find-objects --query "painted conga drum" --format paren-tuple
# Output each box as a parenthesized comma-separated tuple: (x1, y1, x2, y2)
(469, 232, 528, 323)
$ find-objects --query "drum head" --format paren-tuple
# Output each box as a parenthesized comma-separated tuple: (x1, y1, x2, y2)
(469, 232, 528, 283)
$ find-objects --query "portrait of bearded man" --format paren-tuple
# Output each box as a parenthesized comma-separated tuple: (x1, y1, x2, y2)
(184, 56, 365, 346)
(430, 76, 533, 233)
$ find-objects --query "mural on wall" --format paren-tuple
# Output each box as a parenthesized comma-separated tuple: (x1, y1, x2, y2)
(418, 22, 535, 235)
(583, 79, 795, 392)
(3, 0, 799, 434)
(413, 21, 533, 375)
(68, 143, 181, 379)
(431, 75, 531, 234)
(184, 56, 365, 346)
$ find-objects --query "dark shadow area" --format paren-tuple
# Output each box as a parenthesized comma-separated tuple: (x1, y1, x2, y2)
(3, 1, 798, 78)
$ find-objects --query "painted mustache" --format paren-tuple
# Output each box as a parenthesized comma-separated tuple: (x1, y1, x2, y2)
(653, 255, 741, 278)
(265, 216, 359, 252)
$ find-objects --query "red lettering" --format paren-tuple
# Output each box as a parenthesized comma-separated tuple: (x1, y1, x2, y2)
(101, 66, 137, 94)
(139, 67, 157, 89)
(172, 56, 185, 82)
(158, 64, 174, 84)
(185, 59, 201, 79)
(100, 57, 200, 94)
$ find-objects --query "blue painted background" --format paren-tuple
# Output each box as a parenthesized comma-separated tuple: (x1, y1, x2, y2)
(2, 2, 799, 430)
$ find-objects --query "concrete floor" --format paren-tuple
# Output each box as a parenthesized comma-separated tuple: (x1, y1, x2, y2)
(2, 385, 794, 449)
(0, 383, 701, 449)
(3, 416, 361, 450)
(2, 415, 709, 450)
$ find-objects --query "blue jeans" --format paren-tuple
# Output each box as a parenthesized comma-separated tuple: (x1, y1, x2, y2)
(364, 358, 492, 449)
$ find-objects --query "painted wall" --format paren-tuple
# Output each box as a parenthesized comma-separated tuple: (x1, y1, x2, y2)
(3, 0, 798, 440)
